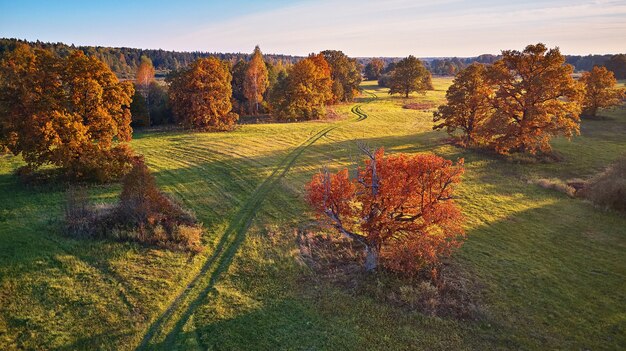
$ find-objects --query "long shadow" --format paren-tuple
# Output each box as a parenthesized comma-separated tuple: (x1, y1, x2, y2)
(136, 92, 375, 350)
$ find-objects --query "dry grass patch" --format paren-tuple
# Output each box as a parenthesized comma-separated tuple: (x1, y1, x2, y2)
(296, 229, 482, 320)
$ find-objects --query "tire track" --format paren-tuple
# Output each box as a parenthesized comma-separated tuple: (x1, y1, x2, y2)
(136, 92, 375, 351)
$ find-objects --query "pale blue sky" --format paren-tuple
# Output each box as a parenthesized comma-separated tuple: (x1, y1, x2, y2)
(1, 0, 625, 56)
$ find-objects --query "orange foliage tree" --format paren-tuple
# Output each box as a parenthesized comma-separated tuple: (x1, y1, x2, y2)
(0, 44, 135, 181)
(167, 57, 238, 131)
(270, 53, 333, 120)
(433, 63, 494, 146)
(306, 146, 465, 274)
(243, 46, 269, 115)
(134, 56, 156, 125)
(136, 56, 155, 92)
(580, 66, 625, 118)
(485, 43, 582, 154)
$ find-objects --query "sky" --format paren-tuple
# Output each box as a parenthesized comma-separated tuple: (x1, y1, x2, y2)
(1, 0, 625, 57)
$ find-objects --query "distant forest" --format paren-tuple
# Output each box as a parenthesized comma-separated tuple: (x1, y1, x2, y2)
(0, 38, 303, 79)
(0, 38, 619, 78)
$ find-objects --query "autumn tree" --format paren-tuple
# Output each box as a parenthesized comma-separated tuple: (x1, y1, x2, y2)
(167, 57, 238, 131)
(485, 43, 583, 154)
(243, 46, 269, 115)
(136, 56, 155, 92)
(580, 66, 625, 118)
(135, 56, 155, 125)
(306, 146, 465, 273)
(0, 45, 135, 181)
(364, 58, 384, 80)
(270, 54, 333, 120)
(388, 55, 433, 97)
(433, 63, 494, 146)
(321, 50, 362, 102)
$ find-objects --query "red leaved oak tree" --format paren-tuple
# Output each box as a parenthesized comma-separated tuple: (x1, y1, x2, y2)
(306, 147, 466, 274)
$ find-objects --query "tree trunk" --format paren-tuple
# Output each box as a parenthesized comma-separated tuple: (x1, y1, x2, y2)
(364, 245, 379, 272)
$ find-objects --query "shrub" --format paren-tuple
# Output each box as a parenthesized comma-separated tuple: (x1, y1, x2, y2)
(582, 155, 626, 211)
(63, 157, 204, 252)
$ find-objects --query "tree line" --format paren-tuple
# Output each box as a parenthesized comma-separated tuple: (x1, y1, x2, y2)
(0, 38, 302, 79)
(5, 38, 624, 81)
(363, 53, 626, 78)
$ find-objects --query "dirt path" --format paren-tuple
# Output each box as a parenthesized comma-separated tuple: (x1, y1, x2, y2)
(136, 92, 374, 350)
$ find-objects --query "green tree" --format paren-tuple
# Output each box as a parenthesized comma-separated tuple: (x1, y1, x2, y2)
(231, 60, 248, 115)
(147, 82, 172, 125)
(604, 54, 626, 79)
(388, 55, 432, 97)
(130, 90, 149, 127)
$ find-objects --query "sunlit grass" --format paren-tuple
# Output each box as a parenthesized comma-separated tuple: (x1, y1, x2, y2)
(1, 79, 625, 350)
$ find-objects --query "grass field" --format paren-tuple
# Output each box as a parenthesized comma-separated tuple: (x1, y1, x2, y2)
(1, 79, 625, 350)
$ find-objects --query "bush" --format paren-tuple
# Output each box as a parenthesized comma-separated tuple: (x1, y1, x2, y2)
(64, 157, 204, 252)
(582, 155, 626, 211)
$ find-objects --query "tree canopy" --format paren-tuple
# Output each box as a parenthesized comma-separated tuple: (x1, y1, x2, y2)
(580, 66, 625, 117)
(243, 46, 269, 115)
(307, 147, 465, 273)
(433, 63, 493, 146)
(167, 57, 238, 131)
(321, 50, 362, 102)
(364, 58, 384, 80)
(486, 43, 582, 154)
(388, 56, 433, 97)
(604, 54, 626, 80)
(270, 54, 333, 120)
(0, 44, 135, 181)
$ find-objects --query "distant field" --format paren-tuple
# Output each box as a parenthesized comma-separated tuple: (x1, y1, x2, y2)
(1, 79, 625, 350)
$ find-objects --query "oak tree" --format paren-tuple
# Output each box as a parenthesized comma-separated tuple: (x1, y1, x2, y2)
(433, 63, 494, 146)
(388, 55, 433, 97)
(167, 57, 238, 131)
(306, 147, 465, 274)
(486, 43, 582, 154)
(580, 66, 625, 117)
(0, 45, 135, 181)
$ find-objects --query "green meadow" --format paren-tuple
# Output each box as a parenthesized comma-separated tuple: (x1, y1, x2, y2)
(1, 79, 625, 350)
